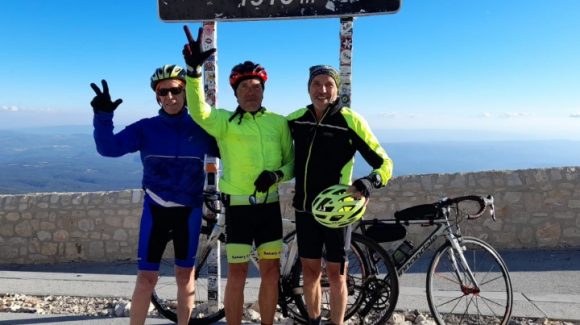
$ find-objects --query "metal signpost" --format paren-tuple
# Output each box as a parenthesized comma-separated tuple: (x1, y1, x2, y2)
(339, 16, 354, 108)
(201, 21, 221, 313)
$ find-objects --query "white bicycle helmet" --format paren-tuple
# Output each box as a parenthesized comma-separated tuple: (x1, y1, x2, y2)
(311, 184, 367, 228)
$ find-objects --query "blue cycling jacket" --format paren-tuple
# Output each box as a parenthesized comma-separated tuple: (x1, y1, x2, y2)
(93, 108, 218, 207)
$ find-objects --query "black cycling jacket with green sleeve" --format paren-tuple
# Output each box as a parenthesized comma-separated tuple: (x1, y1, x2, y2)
(287, 102, 393, 212)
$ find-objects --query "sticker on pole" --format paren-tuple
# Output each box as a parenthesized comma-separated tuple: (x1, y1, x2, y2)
(158, 0, 401, 22)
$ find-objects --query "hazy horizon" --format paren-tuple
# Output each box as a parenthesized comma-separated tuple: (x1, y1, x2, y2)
(1, 127, 579, 194)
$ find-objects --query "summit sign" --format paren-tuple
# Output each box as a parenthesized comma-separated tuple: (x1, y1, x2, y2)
(158, 0, 401, 22)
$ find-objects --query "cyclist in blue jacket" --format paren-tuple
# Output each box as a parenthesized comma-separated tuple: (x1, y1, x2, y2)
(90, 64, 218, 325)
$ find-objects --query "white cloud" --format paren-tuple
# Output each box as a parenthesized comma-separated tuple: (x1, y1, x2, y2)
(569, 113, 580, 118)
(0, 105, 54, 113)
(376, 112, 399, 118)
(1, 105, 20, 112)
(481, 112, 492, 118)
(502, 112, 533, 118)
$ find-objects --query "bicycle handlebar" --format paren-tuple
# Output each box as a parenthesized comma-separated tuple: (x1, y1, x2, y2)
(439, 195, 496, 221)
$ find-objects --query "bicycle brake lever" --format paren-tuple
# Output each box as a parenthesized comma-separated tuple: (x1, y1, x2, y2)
(486, 195, 496, 221)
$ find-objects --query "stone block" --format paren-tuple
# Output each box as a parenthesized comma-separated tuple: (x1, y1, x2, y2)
(0, 224, 15, 236)
(562, 227, 580, 238)
(41, 242, 58, 256)
(517, 227, 534, 245)
(53, 230, 69, 242)
(88, 242, 105, 259)
(6, 212, 20, 222)
(78, 218, 94, 232)
(569, 200, 580, 209)
(36, 230, 52, 241)
(536, 222, 562, 246)
(15, 220, 33, 237)
(113, 229, 128, 241)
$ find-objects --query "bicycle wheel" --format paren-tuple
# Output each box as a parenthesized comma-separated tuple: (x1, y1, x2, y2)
(151, 223, 228, 324)
(349, 233, 399, 325)
(284, 232, 398, 325)
(426, 236, 513, 325)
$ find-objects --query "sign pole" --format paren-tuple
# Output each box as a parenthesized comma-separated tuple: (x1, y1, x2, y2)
(201, 20, 221, 313)
(339, 16, 354, 108)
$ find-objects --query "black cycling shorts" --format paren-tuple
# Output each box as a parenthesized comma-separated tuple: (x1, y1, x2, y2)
(137, 195, 202, 271)
(295, 210, 349, 263)
(225, 201, 283, 263)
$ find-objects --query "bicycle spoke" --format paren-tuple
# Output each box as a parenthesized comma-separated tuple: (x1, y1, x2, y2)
(427, 237, 512, 325)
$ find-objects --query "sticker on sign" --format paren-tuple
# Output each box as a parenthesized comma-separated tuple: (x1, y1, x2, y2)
(158, 0, 401, 22)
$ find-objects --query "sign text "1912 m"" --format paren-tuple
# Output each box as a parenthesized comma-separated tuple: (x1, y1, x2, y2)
(240, 0, 315, 6)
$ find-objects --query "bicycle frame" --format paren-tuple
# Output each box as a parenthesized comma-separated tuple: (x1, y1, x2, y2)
(357, 207, 482, 288)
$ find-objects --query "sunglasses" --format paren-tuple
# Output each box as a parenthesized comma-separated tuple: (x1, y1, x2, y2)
(156, 87, 184, 96)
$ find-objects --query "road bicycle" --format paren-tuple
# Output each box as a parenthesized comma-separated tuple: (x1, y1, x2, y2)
(354, 194, 513, 325)
(150, 190, 399, 324)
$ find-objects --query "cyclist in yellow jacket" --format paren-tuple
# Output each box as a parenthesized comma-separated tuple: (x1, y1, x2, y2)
(287, 65, 393, 325)
(182, 27, 294, 325)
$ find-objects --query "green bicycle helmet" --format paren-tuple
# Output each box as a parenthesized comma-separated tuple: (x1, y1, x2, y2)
(311, 184, 367, 228)
(150, 64, 186, 90)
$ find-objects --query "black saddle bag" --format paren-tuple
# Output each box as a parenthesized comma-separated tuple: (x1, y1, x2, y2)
(395, 203, 440, 222)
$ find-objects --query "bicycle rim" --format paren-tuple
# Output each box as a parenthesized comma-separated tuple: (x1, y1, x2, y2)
(427, 236, 513, 325)
(283, 232, 369, 323)
(349, 233, 399, 325)
(151, 227, 228, 324)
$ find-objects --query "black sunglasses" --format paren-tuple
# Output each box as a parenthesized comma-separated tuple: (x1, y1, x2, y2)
(157, 87, 184, 96)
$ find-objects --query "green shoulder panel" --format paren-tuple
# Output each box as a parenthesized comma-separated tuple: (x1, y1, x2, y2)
(286, 107, 309, 121)
(341, 107, 393, 186)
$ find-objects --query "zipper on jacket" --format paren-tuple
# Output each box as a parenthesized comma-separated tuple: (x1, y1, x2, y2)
(301, 107, 331, 210)
(254, 113, 268, 195)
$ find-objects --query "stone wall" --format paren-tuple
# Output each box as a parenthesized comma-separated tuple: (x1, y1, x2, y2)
(1, 167, 579, 264)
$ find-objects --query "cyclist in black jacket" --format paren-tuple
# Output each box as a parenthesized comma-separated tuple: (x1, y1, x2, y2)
(287, 65, 393, 325)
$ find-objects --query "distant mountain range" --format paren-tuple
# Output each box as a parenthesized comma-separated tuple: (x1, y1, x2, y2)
(1, 126, 579, 194)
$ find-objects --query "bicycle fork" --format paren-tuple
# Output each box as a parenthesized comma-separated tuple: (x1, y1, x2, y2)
(447, 233, 481, 295)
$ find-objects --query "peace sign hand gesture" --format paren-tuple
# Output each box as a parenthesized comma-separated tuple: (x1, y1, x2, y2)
(182, 25, 216, 77)
(90, 80, 123, 113)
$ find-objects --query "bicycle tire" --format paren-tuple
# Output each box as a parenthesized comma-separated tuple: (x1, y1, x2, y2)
(151, 223, 228, 325)
(348, 233, 399, 325)
(426, 236, 513, 325)
(284, 232, 398, 324)
(276, 231, 310, 323)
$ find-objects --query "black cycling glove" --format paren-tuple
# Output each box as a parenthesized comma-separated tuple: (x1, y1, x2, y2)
(90, 80, 123, 113)
(254, 170, 283, 193)
(352, 174, 382, 198)
(182, 26, 216, 77)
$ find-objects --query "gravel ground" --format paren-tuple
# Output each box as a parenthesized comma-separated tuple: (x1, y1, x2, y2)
(1, 293, 578, 325)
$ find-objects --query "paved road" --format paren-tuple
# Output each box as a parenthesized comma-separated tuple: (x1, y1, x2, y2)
(1, 248, 579, 324)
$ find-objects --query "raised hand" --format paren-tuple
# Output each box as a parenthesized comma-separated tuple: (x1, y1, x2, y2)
(90, 80, 123, 113)
(182, 25, 216, 77)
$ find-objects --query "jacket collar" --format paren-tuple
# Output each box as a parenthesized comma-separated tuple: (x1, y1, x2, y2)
(158, 106, 187, 124)
(228, 106, 267, 124)
(306, 99, 341, 121)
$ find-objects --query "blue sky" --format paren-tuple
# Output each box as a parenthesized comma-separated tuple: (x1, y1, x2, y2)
(1, 0, 579, 141)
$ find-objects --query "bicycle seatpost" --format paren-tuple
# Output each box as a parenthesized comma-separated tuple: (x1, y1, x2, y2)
(204, 155, 222, 217)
